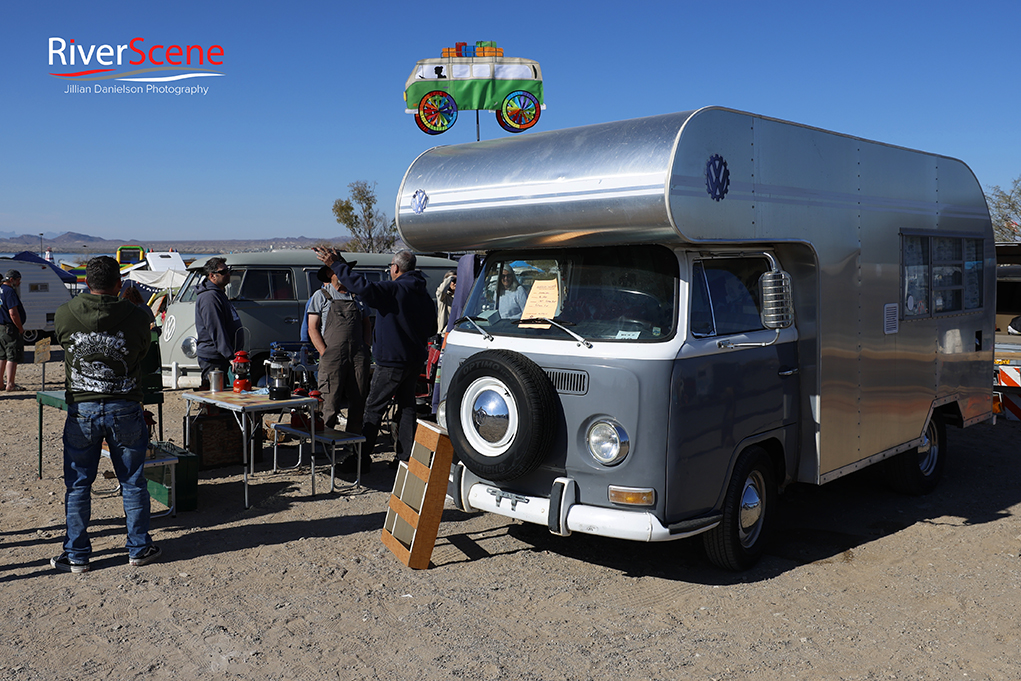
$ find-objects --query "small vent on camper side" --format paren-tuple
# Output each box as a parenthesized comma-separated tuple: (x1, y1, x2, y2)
(884, 303, 899, 335)
(544, 368, 589, 395)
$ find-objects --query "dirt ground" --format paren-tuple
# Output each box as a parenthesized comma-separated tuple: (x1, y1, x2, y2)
(2, 359, 1020, 680)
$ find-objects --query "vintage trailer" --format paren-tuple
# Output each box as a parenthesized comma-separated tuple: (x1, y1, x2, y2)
(0, 257, 72, 342)
(395, 107, 995, 570)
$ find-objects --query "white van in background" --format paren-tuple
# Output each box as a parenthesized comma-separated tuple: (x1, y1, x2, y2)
(159, 250, 457, 388)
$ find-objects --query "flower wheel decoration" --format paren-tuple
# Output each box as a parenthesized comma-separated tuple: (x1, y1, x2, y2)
(496, 90, 540, 133)
(416, 90, 458, 134)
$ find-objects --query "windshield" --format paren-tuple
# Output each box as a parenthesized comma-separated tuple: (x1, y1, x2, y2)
(456, 245, 678, 342)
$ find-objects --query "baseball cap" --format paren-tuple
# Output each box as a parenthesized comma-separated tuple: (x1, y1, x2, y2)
(316, 265, 334, 283)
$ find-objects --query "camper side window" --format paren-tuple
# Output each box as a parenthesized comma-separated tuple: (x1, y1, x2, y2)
(690, 258, 768, 337)
(237, 269, 294, 301)
(902, 235, 984, 318)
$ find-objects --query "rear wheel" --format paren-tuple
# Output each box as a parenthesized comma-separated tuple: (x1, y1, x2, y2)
(22, 329, 41, 343)
(704, 446, 776, 571)
(495, 90, 540, 133)
(886, 412, 946, 495)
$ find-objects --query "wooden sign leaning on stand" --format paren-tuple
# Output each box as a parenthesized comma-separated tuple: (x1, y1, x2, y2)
(382, 421, 454, 569)
(35, 337, 51, 388)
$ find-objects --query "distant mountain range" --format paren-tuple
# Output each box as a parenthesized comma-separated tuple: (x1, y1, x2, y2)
(0, 231, 65, 240)
(0, 231, 349, 254)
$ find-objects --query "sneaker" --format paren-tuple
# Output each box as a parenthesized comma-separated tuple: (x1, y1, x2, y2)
(128, 545, 161, 567)
(51, 553, 89, 574)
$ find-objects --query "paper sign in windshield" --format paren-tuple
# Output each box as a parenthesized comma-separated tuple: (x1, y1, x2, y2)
(519, 279, 559, 328)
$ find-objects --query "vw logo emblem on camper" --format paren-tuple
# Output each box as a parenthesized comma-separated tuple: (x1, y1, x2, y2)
(411, 189, 429, 214)
(705, 154, 730, 202)
(163, 315, 176, 341)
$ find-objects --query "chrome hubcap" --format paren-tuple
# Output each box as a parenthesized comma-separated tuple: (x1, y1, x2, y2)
(738, 471, 765, 548)
(917, 424, 939, 476)
(472, 390, 510, 443)
(460, 377, 519, 458)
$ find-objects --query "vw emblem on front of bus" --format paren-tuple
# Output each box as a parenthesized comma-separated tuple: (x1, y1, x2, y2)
(705, 154, 730, 202)
(411, 189, 429, 214)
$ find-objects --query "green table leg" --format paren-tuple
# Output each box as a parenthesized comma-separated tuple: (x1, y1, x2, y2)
(38, 401, 43, 479)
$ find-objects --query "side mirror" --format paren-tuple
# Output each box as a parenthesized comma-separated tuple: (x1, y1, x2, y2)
(759, 269, 794, 330)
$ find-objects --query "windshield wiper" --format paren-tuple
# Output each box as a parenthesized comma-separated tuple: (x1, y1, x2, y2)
(453, 315, 494, 341)
(514, 318, 592, 348)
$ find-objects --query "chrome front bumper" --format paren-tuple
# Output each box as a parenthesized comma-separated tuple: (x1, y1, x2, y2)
(449, 464, 719, 543)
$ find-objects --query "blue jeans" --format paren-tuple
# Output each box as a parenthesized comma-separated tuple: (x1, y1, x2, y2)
(62, 400, 152, 562)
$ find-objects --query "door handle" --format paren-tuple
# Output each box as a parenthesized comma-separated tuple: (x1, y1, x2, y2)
(283, 317, 300, 324)
(778, 367, 798, 377)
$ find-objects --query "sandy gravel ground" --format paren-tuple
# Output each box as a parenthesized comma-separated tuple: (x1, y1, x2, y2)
(2, 359, 1020, 680)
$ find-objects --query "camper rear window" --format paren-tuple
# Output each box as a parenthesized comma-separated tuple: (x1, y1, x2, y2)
(457, 245, 679, 342)
(903, 235, 984, 318)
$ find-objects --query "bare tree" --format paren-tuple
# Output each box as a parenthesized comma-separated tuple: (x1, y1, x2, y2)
(331, 181, 397, 253)
(987, 175, 1021, 242)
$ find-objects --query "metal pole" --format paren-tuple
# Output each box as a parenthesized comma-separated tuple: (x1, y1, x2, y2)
(476, 110, 480, 142)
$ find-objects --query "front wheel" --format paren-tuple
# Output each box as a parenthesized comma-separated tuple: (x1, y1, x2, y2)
(886, 412, 946, 496)
(416, 90, 457, 134)
(704, 446, 776, 571)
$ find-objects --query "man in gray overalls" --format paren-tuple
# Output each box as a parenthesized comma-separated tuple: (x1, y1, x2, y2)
(307, 266, 372, 469)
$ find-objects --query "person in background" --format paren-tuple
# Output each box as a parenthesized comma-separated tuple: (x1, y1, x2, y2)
(498, 266, 528, 320)
(435, 270, 456, 335)
(431, 255, 482, 415)
(315, 247, 436, 467)
(120, 283, 158, 334)
(194, 257, 243, 388)
(0, 269, 26, 391)
(51, 256, 160, 573)
(307, 266, 372, 467)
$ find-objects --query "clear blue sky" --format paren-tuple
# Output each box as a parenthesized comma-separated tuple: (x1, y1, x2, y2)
(1, 0, 1017, 242)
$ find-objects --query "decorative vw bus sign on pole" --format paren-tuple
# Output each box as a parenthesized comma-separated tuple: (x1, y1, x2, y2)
(403, 41, 545, 139)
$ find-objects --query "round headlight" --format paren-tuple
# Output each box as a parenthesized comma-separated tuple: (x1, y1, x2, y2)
(437, 400, 447, 432)
(181, 336, 198, 359)
(587, 420, 630, 466)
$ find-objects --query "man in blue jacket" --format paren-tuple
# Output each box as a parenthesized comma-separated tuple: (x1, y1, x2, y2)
(194, 257, 243, 387)
(315, 247, 436, 468)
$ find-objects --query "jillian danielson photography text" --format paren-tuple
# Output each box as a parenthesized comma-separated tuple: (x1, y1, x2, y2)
(64, 83, 210, 95)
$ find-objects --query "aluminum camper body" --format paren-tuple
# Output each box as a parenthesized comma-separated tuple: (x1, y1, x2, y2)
(396, 108, 994, 569)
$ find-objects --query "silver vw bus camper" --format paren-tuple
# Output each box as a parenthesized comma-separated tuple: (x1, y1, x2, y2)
(395, 107, 995, 570)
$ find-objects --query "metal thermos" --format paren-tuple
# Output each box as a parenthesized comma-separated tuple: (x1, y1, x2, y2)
(209, 369, 224, 392)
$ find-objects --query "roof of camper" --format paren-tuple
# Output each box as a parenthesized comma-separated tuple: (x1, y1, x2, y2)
(395, 106, 990, 252)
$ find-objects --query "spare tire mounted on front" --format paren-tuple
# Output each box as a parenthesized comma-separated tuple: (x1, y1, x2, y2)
(446, 349, 557, 482)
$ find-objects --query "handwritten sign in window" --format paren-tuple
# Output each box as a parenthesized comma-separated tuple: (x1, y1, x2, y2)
(519, 279, 559, 329)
